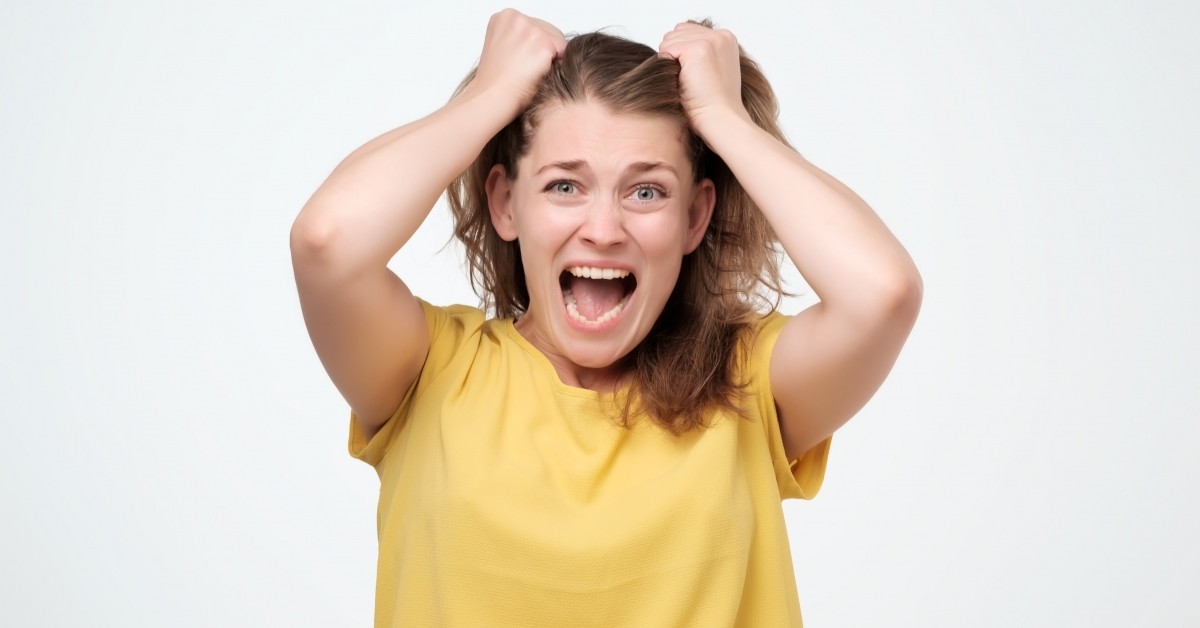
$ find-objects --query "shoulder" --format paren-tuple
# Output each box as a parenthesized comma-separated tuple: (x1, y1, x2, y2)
(416, 301, 535, 369)
(417, 300, 489, 346)
(740, 308, 832, 500)
(350, 301, 500, 464)
(416, 300, 493, 371)
(418, 299, 486, 332)
(736, 309, 790, 422)
(740, 309, 791, 375)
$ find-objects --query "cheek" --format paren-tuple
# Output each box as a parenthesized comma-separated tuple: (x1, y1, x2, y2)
(511, 204, 579, 265)
(508, 192, 547, 238)
(514, 208, 569, 245)
(633, 212, 692, 257)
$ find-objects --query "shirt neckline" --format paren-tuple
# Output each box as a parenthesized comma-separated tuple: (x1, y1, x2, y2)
(499, 318, 631, 401)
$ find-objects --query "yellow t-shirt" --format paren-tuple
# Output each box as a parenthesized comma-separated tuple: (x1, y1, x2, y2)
(350, 301, 831, 627)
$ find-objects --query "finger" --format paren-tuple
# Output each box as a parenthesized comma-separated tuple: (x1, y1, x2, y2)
(658, 36, 686, 59)
(669, 21, 709, 36)
(660, 31, 709, 52)
(531, 18, 567, 57)
(659, 36, 703, 60)
(531, 17, 564, 41)
(659, 28, 700, 51)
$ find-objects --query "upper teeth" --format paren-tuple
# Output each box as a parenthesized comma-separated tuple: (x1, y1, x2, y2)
(568, 266, 629, 280)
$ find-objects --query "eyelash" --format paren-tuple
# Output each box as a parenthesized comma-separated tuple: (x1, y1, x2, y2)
(543, 180, 670, 200)
(546, 180, 578, 195)
(631, 184, 668, 201)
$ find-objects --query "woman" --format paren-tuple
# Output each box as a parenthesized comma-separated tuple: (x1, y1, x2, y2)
(291, 9, 921, 627)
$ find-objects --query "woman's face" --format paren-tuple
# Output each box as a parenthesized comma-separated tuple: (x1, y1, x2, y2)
(487, 101, 714, 386)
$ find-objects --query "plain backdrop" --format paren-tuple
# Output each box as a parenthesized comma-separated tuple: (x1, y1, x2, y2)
(2, 1, 1197, 626)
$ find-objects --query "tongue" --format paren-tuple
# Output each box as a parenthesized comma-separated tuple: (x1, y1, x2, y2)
(569, 276, 626, 320)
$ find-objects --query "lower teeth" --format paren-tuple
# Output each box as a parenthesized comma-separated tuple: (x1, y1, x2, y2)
(563, 290, 626, 325)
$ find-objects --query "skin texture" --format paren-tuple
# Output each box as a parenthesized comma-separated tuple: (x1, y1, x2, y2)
(291, 10, 922, 461)
(290, 10, 566, 437)
(660, 22, 923, 457)
(485, 102, 714, 392)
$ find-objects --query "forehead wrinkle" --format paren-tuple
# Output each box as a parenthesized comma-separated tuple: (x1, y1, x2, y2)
(626, 161, 678, 178)
(523, 102, 691, 180)
(535, 159, 588, 176)
(533, 159, 679, 180)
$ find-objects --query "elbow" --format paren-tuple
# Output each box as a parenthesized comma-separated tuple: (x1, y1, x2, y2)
(882, 264, 923, 327)
(290, 212, 343, 266)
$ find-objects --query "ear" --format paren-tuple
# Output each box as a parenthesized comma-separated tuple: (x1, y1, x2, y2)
(683, 178, 716, 254)
(486, 164, 519, 242)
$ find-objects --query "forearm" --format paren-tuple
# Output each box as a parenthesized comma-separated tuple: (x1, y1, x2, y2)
(292, 86, 520, 274)
(698, 110, 922, 317)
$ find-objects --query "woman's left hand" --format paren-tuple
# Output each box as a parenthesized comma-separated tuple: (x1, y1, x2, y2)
(658, 22, 752, 136)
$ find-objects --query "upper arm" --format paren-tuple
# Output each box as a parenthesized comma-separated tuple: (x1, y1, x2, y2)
(769, 282, 922, 460)
(290, 219, 429, 440)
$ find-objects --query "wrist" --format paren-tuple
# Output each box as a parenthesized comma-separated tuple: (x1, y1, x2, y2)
(456, 80, 529, 122)
(449, 82, 528, 133)
(690, 105, 758, 153)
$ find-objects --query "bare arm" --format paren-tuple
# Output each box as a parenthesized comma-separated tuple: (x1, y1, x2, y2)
(291, 10, 565, 438)
(661, 25, 923, 460)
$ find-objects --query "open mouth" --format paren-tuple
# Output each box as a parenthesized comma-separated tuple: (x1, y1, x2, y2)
(560, 266, 638, 326)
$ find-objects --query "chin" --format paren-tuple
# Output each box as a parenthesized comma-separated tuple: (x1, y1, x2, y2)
(557, 330, 637, 371)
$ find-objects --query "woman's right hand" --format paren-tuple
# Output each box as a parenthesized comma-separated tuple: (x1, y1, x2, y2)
(461, 9, 566, 116)
(291, 10, 564, 440)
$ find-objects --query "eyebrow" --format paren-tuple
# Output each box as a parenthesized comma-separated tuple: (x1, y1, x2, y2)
(536, 160, 588, 175)
(534, 160, 679, 177)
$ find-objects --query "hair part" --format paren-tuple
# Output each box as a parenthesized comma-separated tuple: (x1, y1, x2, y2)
(447, 24, 792, 434)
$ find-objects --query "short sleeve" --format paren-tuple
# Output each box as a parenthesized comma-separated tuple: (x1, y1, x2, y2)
(749, 311, 832, 501)
(347, 300, 484, 467)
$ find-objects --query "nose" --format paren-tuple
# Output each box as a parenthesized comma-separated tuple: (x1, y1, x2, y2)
(577, 199, 626, 248)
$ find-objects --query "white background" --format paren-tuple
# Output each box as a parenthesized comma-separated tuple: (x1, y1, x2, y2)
(3, 1, 1197, 626)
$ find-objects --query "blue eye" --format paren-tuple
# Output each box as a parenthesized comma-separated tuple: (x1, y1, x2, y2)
(632, 186, 665, 202)
(548, 181, 576, 195)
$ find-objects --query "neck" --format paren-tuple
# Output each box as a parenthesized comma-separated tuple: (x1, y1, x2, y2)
(513, 315, 628, 391)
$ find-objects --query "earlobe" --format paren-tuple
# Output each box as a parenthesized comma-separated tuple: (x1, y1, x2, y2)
(486, 164, 519, 242)
(685, 179, 716, 253)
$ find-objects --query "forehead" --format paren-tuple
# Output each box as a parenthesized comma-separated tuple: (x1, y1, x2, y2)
(522, 101, 691, 175)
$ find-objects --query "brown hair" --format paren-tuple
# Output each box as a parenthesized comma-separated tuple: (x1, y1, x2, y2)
(447, 24, 792, 434)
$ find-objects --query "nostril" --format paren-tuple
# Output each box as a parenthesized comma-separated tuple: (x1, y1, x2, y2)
(579, 210, 626, 245)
